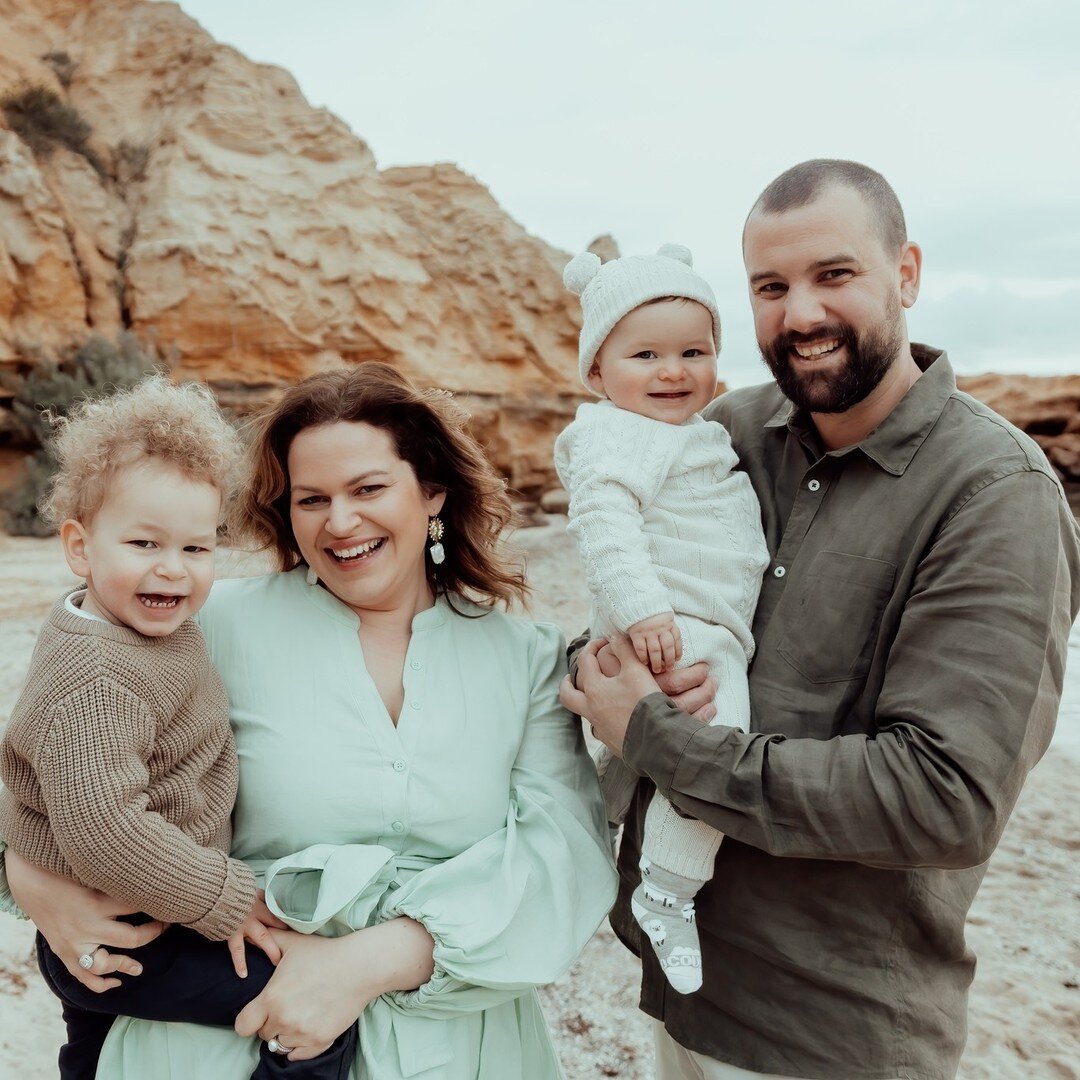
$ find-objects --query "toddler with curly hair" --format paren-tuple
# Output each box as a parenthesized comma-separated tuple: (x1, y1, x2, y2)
(0, 377, 356, 1080)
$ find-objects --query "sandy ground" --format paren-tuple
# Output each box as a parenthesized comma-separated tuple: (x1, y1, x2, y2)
(0, 525, 1077, 1079)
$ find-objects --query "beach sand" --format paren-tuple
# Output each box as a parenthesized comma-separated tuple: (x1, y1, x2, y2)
(0, 525, 1076, 1079)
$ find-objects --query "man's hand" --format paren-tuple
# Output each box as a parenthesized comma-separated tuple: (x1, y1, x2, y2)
(627, 612, 682, 673)
(561, 636, 661, 756)
(655, 664, 718, 724)
(227, 891, 289, 978)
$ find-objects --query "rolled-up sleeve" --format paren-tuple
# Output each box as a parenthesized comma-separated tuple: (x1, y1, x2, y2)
(624, 470, 1080, 869)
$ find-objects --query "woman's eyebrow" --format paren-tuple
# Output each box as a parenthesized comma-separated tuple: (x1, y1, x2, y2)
(291, 470, 390, 493)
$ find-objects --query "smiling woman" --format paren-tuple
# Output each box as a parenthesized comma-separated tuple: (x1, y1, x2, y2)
(4, 361, 617, 1080)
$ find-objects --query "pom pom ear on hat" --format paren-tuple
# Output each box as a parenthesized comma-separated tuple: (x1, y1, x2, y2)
(656, 243, 693, 267)
(563, 251, 602, 296)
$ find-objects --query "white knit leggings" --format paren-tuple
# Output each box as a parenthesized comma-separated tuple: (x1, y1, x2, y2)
(641, 616, 750, 882)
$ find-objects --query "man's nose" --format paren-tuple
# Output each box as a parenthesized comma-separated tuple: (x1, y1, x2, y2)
(782, 285, 827, 335)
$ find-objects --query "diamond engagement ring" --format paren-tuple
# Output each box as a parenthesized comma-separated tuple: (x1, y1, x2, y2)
(78, 947, 101, 970)
(267, 1038, 293, 1055)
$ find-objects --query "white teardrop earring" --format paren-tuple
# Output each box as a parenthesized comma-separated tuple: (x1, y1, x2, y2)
(305, 564, 318, 586)
(427, 516, 446, 566)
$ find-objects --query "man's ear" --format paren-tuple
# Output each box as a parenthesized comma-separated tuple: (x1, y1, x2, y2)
(899, 241, 922, 309)
(59, 519, 91, 580)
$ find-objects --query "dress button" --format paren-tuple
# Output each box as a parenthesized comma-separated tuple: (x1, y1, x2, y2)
(808, 479, 821, 492)
(410, 700, 421, 710)
(410, 659, 422, 670)
(393, 758, 407, 772)
(773, 566, 786, 579)
(392, 820, 405, 833)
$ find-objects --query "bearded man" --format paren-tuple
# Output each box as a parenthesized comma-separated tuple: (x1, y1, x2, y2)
(563, 159, 1080, 1080)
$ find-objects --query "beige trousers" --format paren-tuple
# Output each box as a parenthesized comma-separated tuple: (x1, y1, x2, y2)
(652, 1020, 902, 1080)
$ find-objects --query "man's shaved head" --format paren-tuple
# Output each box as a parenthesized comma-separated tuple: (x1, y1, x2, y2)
(746, 159, 907, 256)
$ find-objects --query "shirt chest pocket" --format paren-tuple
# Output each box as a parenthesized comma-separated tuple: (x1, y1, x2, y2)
(777, 550, 896, 684)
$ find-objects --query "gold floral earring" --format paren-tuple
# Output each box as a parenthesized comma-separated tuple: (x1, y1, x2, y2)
(427, 516, 446, 565)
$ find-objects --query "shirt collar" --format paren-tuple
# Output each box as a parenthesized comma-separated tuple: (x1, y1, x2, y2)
(764, 345, 955, 475)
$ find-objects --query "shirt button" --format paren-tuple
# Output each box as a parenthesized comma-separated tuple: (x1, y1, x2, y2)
(410, 659, 422, 670)
(391, 820, 405, 833)
(808, 479, 821, 492)
(410, 700, 421, 711)
(392, 758, 407, 772)
(773, 566, 786, 579)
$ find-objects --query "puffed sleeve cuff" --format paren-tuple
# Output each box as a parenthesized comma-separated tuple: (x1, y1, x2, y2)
(0, 837, 29, 921)
(183, 855, 257, 941)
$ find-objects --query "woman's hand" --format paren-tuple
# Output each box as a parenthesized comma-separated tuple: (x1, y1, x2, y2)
(6, 849, 165, 992)
(235, 916, 435, 1061)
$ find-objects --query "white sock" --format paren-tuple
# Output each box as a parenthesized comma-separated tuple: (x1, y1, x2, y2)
(630, 856, 704, 995)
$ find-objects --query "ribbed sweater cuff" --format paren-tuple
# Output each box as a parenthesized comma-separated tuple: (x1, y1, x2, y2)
(609, 599, 675, 633)
(185, 857, 257, 941)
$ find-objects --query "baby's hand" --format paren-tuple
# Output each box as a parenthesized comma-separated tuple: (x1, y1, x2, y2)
(628, 613, 682, 674)
(227, 892, 288, 978)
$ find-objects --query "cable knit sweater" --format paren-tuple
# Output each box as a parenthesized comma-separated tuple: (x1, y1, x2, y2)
(554, 401, 768, 654)
(0, 594, 255, 941)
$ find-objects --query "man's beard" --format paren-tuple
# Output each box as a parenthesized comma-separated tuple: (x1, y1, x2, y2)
(760, 304, 904, 414)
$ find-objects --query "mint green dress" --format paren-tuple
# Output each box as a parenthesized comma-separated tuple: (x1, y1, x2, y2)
(53, 568, 615, 1079)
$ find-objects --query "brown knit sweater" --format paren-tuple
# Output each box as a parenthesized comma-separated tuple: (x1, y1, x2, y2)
(0, 594, 255, 941)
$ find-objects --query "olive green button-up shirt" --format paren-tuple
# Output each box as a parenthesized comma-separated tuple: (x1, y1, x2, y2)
(611, 347, 1080, 1079)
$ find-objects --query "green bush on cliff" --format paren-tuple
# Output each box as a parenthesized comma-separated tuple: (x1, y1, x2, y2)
(0, 81, 104, 176)
(1, 334, 165, 537)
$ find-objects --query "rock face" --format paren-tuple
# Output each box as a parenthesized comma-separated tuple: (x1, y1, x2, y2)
(957, 374, 1080, 484)
(0, 0, 585, 494)
(1, 2, 1076, 507)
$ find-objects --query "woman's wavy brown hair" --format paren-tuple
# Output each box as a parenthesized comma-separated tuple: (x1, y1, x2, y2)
(232, 362, 527, 610)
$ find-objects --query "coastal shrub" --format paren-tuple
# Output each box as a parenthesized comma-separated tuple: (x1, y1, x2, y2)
(116, 140, 152, 186)
(41, 50, 77, 88)
(1, 334, 165, 536)
(0, 82, 104, 176)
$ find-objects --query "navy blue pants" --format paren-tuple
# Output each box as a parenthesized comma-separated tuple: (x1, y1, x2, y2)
(36, 925, 356, 1080)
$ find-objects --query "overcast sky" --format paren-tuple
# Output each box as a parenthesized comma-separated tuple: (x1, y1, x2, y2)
(176, 0, 1079, 388)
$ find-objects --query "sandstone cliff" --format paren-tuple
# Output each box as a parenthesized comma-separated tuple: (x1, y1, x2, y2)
(0, 0, 584, 495)
(0, 0, 1076, 505)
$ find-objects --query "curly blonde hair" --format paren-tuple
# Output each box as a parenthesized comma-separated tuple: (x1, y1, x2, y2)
(40, 375, 242, 526)
(233, 363, 528, 610)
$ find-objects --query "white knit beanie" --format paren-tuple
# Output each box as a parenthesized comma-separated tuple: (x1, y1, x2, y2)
(563, 244, 721, 394)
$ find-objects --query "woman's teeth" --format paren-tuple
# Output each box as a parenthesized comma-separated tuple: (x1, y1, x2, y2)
(139, 595, 180, 608)
(331, 539, 384, 562)
(794, 338, 841, 358)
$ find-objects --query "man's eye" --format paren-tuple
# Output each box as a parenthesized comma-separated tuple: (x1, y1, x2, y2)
(756, 282, 785, 295)
(822, 268, 853, 281)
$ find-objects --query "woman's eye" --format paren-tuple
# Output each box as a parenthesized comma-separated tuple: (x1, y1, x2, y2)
(355, 485, 385, 497)
(296, 495, 325, 506)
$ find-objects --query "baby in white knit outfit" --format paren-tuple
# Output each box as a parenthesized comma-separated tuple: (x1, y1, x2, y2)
(555, 245, 769, 994)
